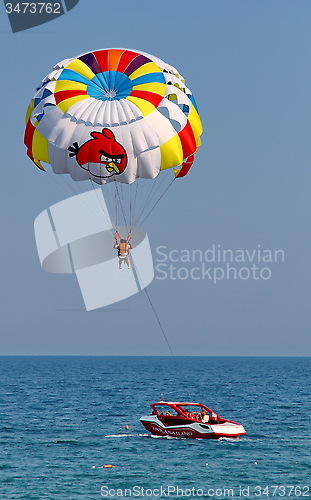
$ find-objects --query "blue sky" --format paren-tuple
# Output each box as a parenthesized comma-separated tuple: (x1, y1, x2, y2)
(0, 0, 310, 355)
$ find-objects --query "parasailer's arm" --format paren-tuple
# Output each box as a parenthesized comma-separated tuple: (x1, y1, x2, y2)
(115, 231, 120, 244)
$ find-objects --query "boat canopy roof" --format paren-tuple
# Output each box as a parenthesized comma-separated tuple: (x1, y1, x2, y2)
(150, 402, 218, 416)
(153, 402, 206, 407)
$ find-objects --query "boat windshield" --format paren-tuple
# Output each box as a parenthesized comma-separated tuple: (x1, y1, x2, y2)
(153, 405, 180, 416)
(178, 405, 206, 418)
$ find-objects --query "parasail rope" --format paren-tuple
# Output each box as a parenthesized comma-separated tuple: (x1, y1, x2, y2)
(44, 168, 79, 199)
(143, 286, 175, 357)
(89, 179, 115, 238)
(120, 184, 127, 227)
(132, 261, 175, 357)
(138, 177, 176, 227)
(106, 180, 118, 230)
(114, 181, 119, 231)
(132, 180, 139, 228)
(136, 171, 173, 224)
(115, 183, 129, 234)
(44, 169, 114, 231)
(134, 175, 162, 226)
(129, 182, 133, 233)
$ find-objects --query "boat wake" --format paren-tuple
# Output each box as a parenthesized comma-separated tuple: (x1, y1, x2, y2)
(52, 439, 79, 445)
(104, 433, 149, 438)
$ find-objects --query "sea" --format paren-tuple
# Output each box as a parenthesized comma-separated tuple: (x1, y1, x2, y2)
(0, 356, 310, 499)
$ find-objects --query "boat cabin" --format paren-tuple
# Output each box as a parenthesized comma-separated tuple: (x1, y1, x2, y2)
(149, 402, 222, 426)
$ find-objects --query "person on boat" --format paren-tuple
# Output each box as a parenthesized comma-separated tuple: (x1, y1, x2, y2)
(114, 232, 133, 269)
(200, 409, 210, 422)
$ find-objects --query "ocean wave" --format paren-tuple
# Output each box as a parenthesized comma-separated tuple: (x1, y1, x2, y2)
(104, 433, 149, 438)
(52, 439, 79, 445)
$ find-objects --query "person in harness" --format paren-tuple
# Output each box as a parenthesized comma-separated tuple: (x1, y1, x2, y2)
(114, 232, 133, 269)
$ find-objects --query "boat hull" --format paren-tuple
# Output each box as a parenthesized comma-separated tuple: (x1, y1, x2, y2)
(140, 415, 246, 439)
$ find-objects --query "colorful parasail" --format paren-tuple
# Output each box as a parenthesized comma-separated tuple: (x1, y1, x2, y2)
(24, 48, 203, 186)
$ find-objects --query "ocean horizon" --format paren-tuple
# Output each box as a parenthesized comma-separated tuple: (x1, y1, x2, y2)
(0, 356, 310, 499)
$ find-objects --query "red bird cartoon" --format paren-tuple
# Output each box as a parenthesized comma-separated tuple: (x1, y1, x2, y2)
(68, 128, 128, 179)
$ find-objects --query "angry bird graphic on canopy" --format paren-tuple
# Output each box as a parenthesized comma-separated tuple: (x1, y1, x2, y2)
(68, 128, 128, 179)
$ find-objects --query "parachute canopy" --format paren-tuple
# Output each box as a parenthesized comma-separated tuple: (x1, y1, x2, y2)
(25, 48, 203, 185)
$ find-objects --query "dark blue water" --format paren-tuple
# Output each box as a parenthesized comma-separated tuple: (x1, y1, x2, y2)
(0, 357, 310, 499)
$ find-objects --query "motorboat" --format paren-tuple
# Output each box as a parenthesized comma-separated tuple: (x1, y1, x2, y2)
(140, 401, 246, 439)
